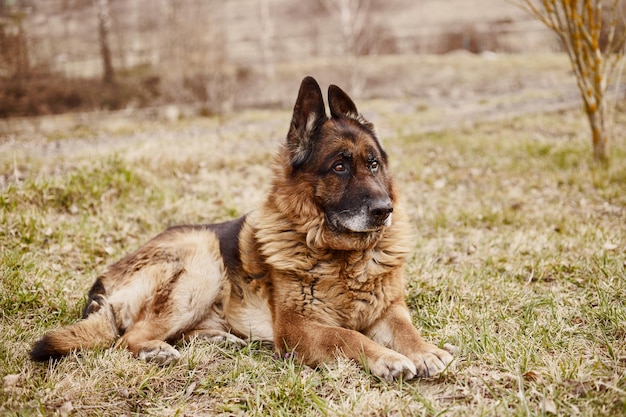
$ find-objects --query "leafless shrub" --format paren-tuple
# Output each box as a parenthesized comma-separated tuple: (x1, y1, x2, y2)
(514, 0, 626, 163)
(0, 76, 149, 117)
(437, 22, 515, 54)
(0, 8, 30, 78)
(95, 0, 115, 84)
(160, 0, 236, 113)
(439, 25, 485, 54)
(316, 0, 398, 96)
(600, 0, 626, 51)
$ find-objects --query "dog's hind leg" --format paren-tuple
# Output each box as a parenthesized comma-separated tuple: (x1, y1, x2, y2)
(116, 320, 181, 365)
(118, 309, 243, 364)
(113, 228, 229, 365)
(180, 309, 247, 347)
(183, 329, 247, 346)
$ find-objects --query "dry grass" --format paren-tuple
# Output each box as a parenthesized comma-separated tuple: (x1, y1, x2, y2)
(1, 78, 625, 415)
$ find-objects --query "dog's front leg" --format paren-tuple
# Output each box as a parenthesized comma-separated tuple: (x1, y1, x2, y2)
(274, 315, 417, 381)
(365, 303, 454, 377)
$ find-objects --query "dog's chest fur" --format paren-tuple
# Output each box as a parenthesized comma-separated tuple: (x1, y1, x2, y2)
(291, 250, 395, 330)
(239, 206, 412, 333)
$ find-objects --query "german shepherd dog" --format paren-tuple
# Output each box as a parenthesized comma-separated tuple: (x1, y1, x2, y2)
(31, 77, 453, 380)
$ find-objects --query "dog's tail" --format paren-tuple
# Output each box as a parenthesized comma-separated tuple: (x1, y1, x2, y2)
(30, 294, 119, 361)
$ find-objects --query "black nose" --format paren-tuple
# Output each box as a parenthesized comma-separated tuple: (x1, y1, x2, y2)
(370, 199, 393, 222)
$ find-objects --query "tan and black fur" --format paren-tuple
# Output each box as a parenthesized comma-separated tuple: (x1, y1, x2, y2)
(30, 77, 453, 380)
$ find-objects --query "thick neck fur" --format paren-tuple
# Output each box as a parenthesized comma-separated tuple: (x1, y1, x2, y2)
(248, 147, 414, 282)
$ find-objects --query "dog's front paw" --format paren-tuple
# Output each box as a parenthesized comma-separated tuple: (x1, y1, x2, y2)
(368, 350, 417, 381)
(137, 341, 181, 366)
(409, 343, 454, 377)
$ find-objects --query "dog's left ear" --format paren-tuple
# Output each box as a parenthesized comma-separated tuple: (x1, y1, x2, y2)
(328, 84, 376, 134)
(328, 84, 359, 119)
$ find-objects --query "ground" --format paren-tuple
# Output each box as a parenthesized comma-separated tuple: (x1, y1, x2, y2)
(1, 53, 625, 416)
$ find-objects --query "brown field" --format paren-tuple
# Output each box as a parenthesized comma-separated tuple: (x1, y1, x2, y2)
(1, 52, 625, 416)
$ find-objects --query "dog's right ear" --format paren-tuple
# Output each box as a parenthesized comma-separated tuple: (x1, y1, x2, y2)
(287, 76, 327, 168)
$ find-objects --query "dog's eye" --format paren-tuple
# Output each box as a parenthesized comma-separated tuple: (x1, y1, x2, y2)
(370, 160, 379, 172)
(333, 162, 347, 173)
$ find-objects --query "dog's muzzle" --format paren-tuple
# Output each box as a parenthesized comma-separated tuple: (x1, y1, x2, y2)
(328, 198, 393, 233)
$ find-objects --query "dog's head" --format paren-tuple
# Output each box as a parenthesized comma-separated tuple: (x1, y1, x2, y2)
(280, 76, 396, 249)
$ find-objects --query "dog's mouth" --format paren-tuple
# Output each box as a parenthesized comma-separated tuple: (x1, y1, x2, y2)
(325, 211, 391, 234)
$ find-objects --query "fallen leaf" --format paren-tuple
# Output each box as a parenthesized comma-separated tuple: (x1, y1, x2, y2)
(185, 381, 197, 397)
(58, 401, 73, 417)
(543, 397, 557, 415)
(602, 242, 617, 251)
(434, 178, 447, 189)
(523, 370, 543, 383)
(2, 374, 20, 388)
(118, 387, 130, 398)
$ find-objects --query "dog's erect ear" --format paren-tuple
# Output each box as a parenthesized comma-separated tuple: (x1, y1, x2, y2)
(328, 84, 377, 134)
(328, 84, 359, 119)
(287, 76, 327, 168)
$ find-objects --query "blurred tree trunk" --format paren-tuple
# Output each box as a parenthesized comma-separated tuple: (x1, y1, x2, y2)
(95, 0, 114, 84)
(259, 0, 275, 79)
(0, 8, 30, 79)
(14, 14, 30, 79)
(317, 0, 372, 95)
(589, 103, 610, 162)
(515, 0, 625, 164)
(318, 0, 371, 55)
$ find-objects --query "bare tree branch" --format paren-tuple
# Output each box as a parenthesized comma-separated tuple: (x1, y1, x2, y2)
(512, 0, 626, 162)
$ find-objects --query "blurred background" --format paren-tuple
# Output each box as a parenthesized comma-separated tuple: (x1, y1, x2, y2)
(0, 0, 622, 120)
